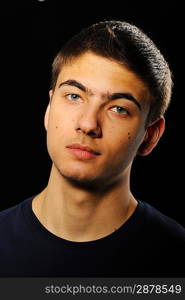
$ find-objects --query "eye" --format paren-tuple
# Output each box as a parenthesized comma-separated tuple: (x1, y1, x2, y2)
(66, 93, 81, 101)
(110, 106, 129, 115)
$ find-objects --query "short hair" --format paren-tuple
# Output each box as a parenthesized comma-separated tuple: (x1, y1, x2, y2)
(51, 20, 173, 126)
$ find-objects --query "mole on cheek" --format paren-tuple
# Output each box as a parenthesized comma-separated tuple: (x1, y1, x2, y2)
(55, 126, 58, 129)
(110, 126, 114, 134)
(128, 132, 131, 140)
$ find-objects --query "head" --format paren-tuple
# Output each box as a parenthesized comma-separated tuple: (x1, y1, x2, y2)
(44, 20, 172, 189)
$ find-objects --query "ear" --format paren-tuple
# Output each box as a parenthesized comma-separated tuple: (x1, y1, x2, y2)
(137, 116, 165, 156)
(49, 90, 53, 103)
(44, 90, 53, 131)
(44, 104, 50, 131)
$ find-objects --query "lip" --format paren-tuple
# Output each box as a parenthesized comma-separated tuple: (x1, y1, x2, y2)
(66, 144, 100, 155)
(66, 144, 101, 160)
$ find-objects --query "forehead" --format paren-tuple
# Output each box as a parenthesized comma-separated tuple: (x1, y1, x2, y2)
(56, 51, 150, 104)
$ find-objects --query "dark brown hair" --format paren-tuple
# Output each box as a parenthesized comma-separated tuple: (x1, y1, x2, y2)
(51, 20, 173, 125)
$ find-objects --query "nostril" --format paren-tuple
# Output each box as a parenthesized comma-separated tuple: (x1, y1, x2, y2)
(87, 128, 102, 138)
(88, 131, 98, 137)
(76, 127, 102, 138)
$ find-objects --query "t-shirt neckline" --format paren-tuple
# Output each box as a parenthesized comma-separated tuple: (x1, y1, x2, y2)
(22, 195, 143, 247)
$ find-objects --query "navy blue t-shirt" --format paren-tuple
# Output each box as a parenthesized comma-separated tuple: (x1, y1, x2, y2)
(0, 196, 184, 277)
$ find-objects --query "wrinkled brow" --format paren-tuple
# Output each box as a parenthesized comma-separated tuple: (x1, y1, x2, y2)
(58, 79, 142, 111)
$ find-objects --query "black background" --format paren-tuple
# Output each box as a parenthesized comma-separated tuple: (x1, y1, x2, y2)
(1, 1, 184, 226)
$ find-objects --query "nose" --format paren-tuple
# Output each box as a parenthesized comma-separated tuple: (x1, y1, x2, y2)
(75, 106, 102, 138)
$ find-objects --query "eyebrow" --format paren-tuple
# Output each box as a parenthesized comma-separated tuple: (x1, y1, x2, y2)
(58, 79, 142, 111)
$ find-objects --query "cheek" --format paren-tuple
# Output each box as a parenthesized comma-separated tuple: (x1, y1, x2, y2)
(49, 106, 74, 132)
(106, 123, 133, 145)
(105, 125, 141, 160)
(106, 131, 131, 155)
(47, 111, 73, 146)
(105, 115, 144, 149)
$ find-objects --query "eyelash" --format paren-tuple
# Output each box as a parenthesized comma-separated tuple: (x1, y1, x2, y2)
(65, 93, 129, 116)
(110, 106, 129, 116)
(66, 93, 81, 101)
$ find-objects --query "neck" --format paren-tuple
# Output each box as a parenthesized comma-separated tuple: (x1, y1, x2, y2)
(32, 164, 137, 242)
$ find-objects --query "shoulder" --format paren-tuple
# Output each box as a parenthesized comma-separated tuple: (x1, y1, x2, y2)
(138, 200, 185, 242)
(0, 196, 34, 230)
(0, 196, 35, 258)
(0, 202, 21, 223)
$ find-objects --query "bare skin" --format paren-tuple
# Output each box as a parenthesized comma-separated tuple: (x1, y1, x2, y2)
(32, 51, 165, 242)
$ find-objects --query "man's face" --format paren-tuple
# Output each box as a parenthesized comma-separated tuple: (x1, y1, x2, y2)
(45, 51, 150, 187)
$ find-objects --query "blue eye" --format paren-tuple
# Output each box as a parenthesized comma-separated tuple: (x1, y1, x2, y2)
(111, 106, 128, 115)
(66, 94, 80, 101)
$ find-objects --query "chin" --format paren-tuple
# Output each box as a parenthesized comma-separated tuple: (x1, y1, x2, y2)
(65, 176, 101, 190)
(63, 172, 103, 190)
(56, 164, 106, 190)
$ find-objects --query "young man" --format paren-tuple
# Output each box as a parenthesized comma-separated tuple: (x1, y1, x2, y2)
(0, 20, 184, 277)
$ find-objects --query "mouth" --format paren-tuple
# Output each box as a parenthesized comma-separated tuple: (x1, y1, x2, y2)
(66, 144, 101, 160)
